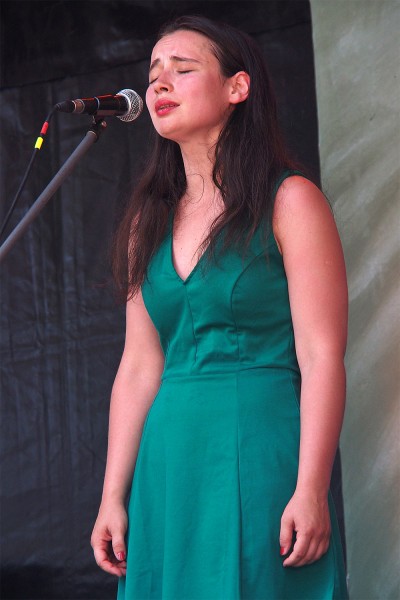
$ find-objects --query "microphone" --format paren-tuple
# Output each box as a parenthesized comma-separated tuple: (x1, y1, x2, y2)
(55, 89, 143, 122)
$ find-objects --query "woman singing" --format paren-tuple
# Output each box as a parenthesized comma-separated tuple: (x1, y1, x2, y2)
(91, 15, 349, 599)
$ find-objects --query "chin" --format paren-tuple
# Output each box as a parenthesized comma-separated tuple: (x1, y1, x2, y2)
(155, 127, 184, 144)
(157, 131, 180, 143)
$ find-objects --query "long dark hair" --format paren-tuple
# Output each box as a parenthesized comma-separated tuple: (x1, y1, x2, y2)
(113, 15, 300, 299)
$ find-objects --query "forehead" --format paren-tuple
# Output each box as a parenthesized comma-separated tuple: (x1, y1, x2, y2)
(150, 30, 215, 62)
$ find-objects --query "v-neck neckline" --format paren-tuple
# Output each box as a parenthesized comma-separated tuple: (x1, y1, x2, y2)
(169, 219, 211, 285)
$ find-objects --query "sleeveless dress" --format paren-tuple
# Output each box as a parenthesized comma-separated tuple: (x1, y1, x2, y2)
(117, 171, 348, 600)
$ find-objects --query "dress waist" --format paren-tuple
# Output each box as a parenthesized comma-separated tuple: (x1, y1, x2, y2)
(161, 364, 301, 383)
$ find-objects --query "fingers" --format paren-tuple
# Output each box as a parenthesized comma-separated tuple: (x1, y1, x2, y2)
(92, 538, 127, 577)
(112, 534, 127, 567)
(282, 531, 330, 567)
(279, 514, 295, 557)
(282, 533, 312, 567)
(91, 512, 128, 577)
(279, 492, 332, 567)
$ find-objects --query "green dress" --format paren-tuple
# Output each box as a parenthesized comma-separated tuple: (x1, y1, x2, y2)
(117, 171, 348, 599)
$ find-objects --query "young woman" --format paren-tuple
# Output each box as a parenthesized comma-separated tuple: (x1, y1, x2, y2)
(91, 15, 349, 599)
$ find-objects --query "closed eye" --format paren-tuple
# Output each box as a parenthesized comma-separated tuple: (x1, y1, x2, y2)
(148, 69, 193, 85)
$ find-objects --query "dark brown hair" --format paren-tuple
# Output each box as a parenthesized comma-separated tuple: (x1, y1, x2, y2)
(113, 15, 300, 299)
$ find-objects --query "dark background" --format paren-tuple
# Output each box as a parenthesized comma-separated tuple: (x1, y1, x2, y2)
(0, 2, 331, 598)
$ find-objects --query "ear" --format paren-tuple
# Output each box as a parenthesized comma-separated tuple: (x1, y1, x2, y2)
(229, 71, 250, 105)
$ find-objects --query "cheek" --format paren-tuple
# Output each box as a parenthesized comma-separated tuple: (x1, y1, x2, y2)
(145, 88, 153, 111)
(145, 88, 158, 125)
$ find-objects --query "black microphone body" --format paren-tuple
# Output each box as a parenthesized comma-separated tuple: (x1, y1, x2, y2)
(57, 94, 127, 116)
(55, 89, 143, 122)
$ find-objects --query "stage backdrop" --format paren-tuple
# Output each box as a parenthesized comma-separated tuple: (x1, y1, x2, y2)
(311, 1, 400, 599)
(1, 1, 343, 599)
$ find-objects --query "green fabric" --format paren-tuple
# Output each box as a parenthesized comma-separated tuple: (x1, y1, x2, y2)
(117, 171, 348, 599)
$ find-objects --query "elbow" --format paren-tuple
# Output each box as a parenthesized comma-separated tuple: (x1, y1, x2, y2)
(296, 343, 346, 379)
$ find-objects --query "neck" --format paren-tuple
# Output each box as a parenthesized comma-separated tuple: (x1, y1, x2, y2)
(179, 141, 218, 205)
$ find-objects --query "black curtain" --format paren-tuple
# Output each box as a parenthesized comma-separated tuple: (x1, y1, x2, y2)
(1, 2, 337, 599)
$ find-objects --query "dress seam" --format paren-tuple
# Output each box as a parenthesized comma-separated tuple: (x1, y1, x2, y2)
(231, 247, 273, 295)
(230, 283, 242, 365)
(230, 249, 268, 368)
(184, 287, 199, 369)
(161, 365, 301, 381)
(235, 373, 243, 598)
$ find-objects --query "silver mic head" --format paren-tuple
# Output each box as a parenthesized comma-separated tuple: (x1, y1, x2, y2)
(116, 89, 143, 122)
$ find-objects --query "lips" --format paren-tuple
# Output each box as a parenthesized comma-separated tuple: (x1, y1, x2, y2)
(155, 99, 179, 115)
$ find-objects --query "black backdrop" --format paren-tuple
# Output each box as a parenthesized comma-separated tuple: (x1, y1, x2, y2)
(0, 2, 339, 599)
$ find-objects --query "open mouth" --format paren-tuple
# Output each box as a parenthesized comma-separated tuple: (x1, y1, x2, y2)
(155, 102, 179, 115)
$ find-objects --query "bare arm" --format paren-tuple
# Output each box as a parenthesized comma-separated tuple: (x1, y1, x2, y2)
(273, 176, 348, 567)
(91, 290, 164, 576)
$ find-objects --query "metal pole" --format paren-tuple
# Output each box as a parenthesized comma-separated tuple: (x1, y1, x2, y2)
(0, 119, 107, 263)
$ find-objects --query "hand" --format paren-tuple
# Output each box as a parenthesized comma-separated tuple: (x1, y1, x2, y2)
(279, 490, 331, 567)
(91, 501, 128, 577)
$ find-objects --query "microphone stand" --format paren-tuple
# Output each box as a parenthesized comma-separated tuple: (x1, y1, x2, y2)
(0, 117, 107, 263)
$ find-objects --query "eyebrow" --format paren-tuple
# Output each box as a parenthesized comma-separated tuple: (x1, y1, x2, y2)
(149, 55, 202, 73)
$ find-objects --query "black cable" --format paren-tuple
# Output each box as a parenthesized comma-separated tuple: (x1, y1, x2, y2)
(0, 107, 56, 240)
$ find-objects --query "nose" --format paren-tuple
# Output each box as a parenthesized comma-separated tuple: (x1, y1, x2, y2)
(153, 70, 173, 94)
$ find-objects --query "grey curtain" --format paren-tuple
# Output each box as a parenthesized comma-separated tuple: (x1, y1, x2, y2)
(311, 1, 400, 598)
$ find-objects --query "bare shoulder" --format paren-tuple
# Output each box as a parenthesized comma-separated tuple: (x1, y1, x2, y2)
(274, 174, 326, 209)
(272, 175, 339, 255)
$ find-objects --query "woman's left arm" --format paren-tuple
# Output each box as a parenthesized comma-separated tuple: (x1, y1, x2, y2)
(273, 175, 348, 567)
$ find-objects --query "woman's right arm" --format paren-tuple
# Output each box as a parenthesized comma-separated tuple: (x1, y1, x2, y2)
(91, 290, 165, 577)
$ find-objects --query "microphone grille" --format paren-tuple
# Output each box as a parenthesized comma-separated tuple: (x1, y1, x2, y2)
(117, 89, 143, 122)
